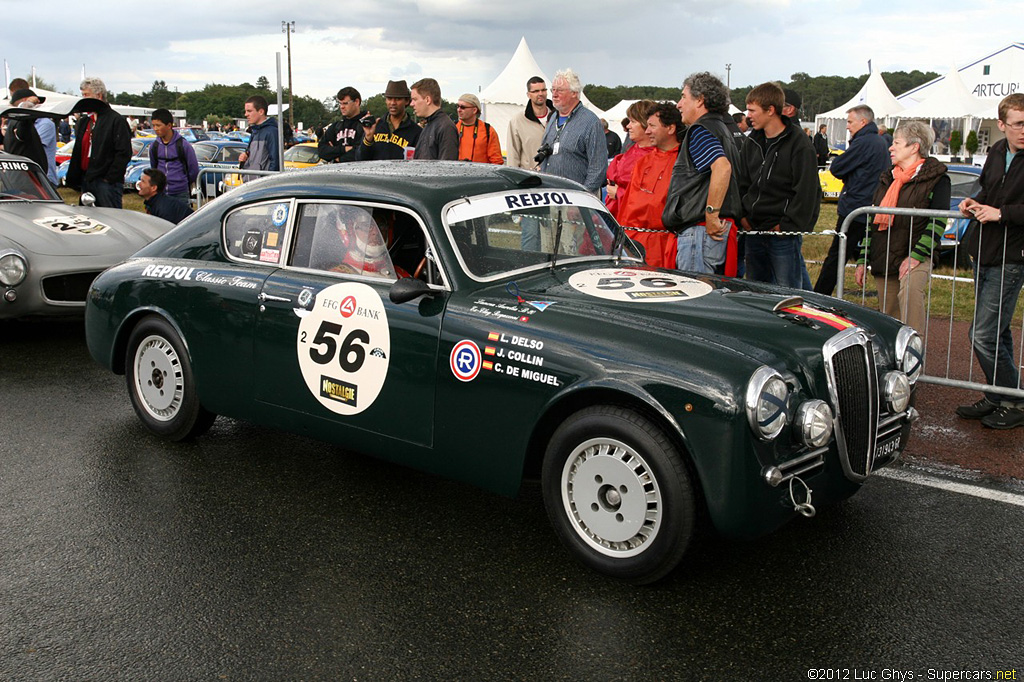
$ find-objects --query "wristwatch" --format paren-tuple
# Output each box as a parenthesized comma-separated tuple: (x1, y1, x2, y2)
(705, 205, 720, 214)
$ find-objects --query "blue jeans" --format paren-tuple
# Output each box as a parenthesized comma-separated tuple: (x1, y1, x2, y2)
(744, 234, 805, 288)
(81, 178, 122, 209)
(676, 222, 731, 274)
(969, 263, 1024, 406)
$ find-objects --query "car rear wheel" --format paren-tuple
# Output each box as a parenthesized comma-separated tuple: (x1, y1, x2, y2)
(125, 316, 215, 441)
(541, 406, 696, 584)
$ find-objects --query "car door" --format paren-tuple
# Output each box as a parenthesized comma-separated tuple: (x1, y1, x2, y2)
(252, 200, 448, 447)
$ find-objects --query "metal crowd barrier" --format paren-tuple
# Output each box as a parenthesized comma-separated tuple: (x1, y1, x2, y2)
(194, 167, 280, 208)
(833, 205, 1024, 400)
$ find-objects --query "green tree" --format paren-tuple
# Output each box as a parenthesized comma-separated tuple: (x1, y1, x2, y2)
(965, 130, 979, 157)
(22, 73, 57, 92)
(256, 76, 270, 90)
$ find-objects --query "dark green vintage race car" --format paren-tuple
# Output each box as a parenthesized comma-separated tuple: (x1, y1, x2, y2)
(85, 161, 921, 583)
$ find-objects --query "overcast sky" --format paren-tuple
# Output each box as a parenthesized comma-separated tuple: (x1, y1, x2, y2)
(3, 0, 1019, 109)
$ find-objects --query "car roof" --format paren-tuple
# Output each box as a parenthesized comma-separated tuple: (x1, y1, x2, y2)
(249, 160, 581, 205)
(946, 164, 982, 174)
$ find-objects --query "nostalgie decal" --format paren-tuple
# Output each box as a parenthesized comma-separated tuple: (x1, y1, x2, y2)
(568, 268, 713, 303)
(33, 214, 111, 235)
(296, 282, 391, 415)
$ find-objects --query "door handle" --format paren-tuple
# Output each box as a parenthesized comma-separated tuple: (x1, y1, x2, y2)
(258, 292, 291, 303)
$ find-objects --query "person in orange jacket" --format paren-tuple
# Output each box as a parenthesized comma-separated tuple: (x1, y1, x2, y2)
(455, 93, 504, 164)
(618, 103, 683, 268)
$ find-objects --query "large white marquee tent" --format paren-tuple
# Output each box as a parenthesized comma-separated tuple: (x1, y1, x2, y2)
(478, 37, 605, 153)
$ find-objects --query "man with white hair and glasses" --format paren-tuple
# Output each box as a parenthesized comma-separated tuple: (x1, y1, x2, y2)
(537, 68, 607, 194)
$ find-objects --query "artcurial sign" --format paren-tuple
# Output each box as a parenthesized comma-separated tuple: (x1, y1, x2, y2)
(972, 82, 1021, 98)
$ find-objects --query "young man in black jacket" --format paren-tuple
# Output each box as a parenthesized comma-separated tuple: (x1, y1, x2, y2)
(319, 87, 366, 163)
(955, 93, 1024, 429)
(737, 82, 821, 288)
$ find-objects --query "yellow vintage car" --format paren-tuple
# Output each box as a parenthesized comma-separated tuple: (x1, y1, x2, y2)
(819, 148, 843, 201)
(283, 142, 322, 168)
(819, 149, 844, 202)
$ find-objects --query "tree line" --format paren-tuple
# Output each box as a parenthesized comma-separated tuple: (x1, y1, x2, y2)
(583, 70, 941, 119)
(29, 68, 939, 131)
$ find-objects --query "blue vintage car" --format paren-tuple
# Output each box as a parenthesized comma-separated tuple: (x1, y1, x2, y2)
(224, 130, 251, 144)
(193, 140, 248, 199)
(123, 138, 158, 190)
(940, 163, 982, 266)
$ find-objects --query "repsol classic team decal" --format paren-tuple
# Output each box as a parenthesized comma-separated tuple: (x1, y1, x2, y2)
(296, 282, 391, 415)
(568, 268, 712, 303)
(33, 214, 111, 235)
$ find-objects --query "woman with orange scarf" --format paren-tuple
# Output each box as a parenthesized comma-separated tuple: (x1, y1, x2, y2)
(854, 120, 949, 332)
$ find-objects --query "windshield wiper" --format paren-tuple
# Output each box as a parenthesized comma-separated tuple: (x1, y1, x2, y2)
(549, 211, 564, 271)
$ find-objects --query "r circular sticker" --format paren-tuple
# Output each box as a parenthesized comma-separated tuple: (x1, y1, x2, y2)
(271, 203, 289, 227)
(568, 268, 713, 303)
(296, 282, 390, 415)
(450, 340, 481, 382)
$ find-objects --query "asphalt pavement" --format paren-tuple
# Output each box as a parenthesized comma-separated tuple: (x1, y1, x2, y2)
(1, 318, 1021, 681)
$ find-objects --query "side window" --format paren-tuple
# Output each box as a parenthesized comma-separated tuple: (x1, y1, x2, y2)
(223, 202, 290, 264)
(293, 203, 404, 280)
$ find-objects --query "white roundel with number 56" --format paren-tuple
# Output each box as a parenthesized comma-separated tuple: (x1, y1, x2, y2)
(568, 268, 712, 303)
(296, 282, 391, 415)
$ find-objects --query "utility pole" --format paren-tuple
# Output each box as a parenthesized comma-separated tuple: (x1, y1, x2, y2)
(725, 63, 732, 89)
(282, 21, 295, 129)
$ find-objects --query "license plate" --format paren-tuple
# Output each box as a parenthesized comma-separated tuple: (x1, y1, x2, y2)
(874, 433, 901, 459)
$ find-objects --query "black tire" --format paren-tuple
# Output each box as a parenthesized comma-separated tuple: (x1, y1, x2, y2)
(125, 316, 215, 441)
(541, 405, 696, 584)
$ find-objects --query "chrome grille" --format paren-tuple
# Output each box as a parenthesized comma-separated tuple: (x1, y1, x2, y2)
(823, 328, 878, 482)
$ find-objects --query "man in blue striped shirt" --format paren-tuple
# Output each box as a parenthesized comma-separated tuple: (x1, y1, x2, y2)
(665, 72, 742, 274)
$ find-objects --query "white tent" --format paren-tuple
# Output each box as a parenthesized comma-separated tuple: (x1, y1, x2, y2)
(896, 66, 996, 157)
(478, 37, 605, 153)
(2, 86, 185, 120)
(815, 67, 904, 148)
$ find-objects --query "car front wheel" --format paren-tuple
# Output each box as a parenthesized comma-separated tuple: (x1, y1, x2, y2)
(542, 406, 696, 584)
(125, 316, 215, 441)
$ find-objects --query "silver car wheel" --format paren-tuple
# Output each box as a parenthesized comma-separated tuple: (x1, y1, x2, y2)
(561, 437, 662, 558)
(132, 334, 184, 422)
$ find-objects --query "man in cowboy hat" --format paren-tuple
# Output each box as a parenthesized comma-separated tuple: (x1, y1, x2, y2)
(357, 80, 421, 160)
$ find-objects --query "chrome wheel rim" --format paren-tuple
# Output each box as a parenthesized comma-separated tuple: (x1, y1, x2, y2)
(561, 437, 661, 557)
(133, 334, 184, 422)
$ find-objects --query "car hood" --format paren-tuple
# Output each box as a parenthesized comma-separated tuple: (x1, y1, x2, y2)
(0, 203, 174, 256)
(471, 263, 896, 368)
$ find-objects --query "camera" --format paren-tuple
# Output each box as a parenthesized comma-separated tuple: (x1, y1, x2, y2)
(534, 143, 553, 163)
(360, 113, 377, 128)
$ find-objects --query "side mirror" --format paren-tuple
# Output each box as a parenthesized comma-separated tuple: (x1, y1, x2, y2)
(389, 276, 434, 304)
(80, 192, 96, 207)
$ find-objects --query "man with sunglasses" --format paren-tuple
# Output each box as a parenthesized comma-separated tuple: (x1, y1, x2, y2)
(506, 76, 552, 170)
(956, 92, 1024, 429)
(455, 93, 503, 164)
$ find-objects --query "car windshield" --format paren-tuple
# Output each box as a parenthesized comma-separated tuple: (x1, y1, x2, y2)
(0, 160, 61, 201)
(285, 145, 320, 164)
(445, 189, 640, 279)
(193, 143, 219, 163)
(131, 138, 152, 159)
(949, 171, 981, 198)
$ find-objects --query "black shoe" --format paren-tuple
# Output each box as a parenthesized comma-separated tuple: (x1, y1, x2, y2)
(956, 397, 998, 420)
(981, 405, 1024, 429)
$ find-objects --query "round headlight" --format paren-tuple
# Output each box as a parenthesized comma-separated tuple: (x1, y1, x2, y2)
(745, 366, 790, 441)
(896, 326, 923, 383)
(795, 399, 834, 448)
(0, 252, 27, 286)
(883, 371, 911, 413)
